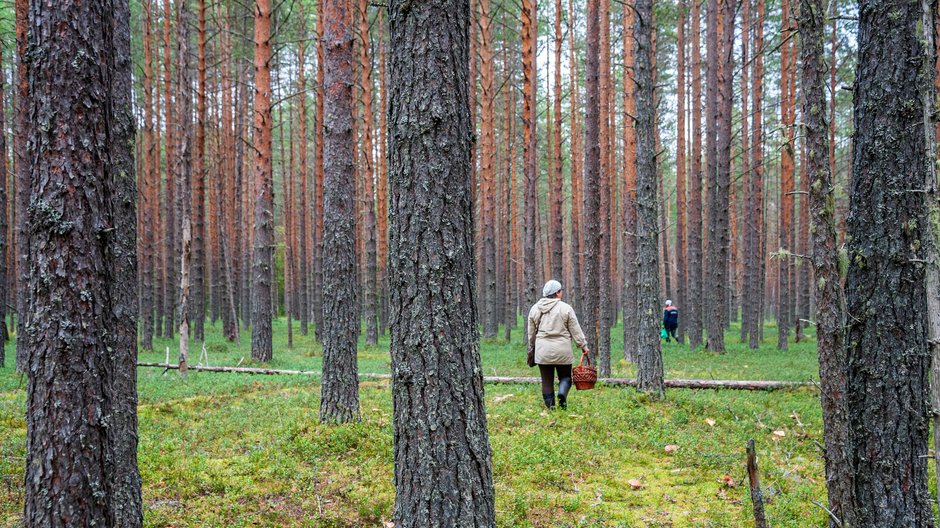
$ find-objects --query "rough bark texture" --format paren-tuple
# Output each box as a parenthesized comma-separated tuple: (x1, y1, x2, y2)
(480, 0, 498, 338)
(847, 0, 934, 525)
(621, 0, 637, 362)
(162, 0, 177, 338)
(24, 0, 142, 524)
(250, 0, 274, 362)
(192, 0, 207, 342)
(633, 0, 664, 399)
(799, 0, 854, 524)
(738, 0, 749, 343)
(568, 0, 582, 311)
(388, 0, 496, 524)
(777, 0, 794, 351)
(13, 0, 28, 371)
(596, 0, 611, 377)
(140, 0, 155, 352)
(747, 0, 764, 350)
(358, 0, 378, 346)
(686, 0, 703, 349)
(581, 0, 599, 358)
(313, 0, 326, 337)
(319, 0, 360, 423)
(521, 0, 539, 339)
(551, 0, 564, 285)
(0, 47, 6, 350)
(706, 0, 732, 353)
(675, 0, 687, 344)
(297, 3, 310, 337)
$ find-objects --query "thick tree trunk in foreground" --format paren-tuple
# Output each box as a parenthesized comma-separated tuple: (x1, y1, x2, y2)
(799, 0, 854, 525)
(24, 0, 142, 524)
(747, 0, 765, 350)
(388, 0, 495, 522)
(847, 1, 934, 525)
(251, 0, 274, 362)
(634, 0, 664, 399)
(319, 0, 360, 423)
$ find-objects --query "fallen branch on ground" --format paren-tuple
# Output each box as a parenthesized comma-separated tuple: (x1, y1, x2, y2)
(136, 363, 810, 391)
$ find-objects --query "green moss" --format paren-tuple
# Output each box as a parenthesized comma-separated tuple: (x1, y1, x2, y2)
(0, 321, 844, 526)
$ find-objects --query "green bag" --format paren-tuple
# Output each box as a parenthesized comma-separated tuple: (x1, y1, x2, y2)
(660, 328, 668, 340)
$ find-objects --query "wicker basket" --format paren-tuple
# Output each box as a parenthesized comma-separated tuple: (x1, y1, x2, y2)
(572, 351, 597, 390)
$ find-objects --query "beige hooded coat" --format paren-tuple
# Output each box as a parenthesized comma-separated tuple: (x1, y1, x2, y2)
(527, 298, 589, 365)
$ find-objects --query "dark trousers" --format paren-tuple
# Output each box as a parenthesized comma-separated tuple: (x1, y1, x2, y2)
(664, 326, 678, 342)
(539, 364, 572, 395)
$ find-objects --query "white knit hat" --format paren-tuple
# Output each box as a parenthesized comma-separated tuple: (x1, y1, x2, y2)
(665, 300, 673, 306)
(543, 280, 563, 297)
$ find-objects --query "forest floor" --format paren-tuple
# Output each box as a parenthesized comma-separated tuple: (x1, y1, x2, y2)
(0, 317, 913, 527)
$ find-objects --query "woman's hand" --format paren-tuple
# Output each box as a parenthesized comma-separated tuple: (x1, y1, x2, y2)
(582, 347, 591, 355)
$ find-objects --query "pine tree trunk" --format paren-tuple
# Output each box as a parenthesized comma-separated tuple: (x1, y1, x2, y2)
(582, 0, 600, 359)
(388, 0, 496, 520)
(521, 0, 539, 338)
(846, 1, 934, 524)
(377, 10, 389, 336)
(313, 0, 326, 338)
(319, 0, 360, 423)
(192, 0, 207, 341)
(748, 0, 765, 350)
(162, 0, 177, 339)
(686, 0, 703, 349)
(634, 0, 664, 399)
(13, 0, 28, 371)
(141, 0, 156, 351)
(799, 0, 855, 524)
(568, 0, 582, 312)
(297, 3, 310, 337)
(675, 0, 687, 344)
(0, 47, 7, 350)
(479, 0, 498, 338)
(24, 1, 142, 522)
(706, 0, 732, 353)
(176, 0, 194, 343)
(596, 0, 612, 377)
(358, 0, 378, 345)
(251, 0, 274, 362)
(740, 0, 751, 344)
(621, 0, 637, 362)
(777, 0, 793, 351)
(551, 0, 564, 285)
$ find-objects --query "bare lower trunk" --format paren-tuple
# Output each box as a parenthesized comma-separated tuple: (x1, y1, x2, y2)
(319, 0, 360, 423)
(847, 1, 934, 524)
(24, 1, 142, 522)
(388, 0, 495, 521)
(633, 0, 664, 399)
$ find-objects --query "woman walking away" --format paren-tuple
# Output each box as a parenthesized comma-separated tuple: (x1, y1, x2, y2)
(527, 280, 591, 409)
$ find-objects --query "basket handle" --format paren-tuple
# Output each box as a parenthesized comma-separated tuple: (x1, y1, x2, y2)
(578, 350, 591, 367)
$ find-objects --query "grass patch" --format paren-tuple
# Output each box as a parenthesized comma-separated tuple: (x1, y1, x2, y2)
(0, 318, 839, 526)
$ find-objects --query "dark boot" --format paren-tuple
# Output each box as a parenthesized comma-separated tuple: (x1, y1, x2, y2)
(558, 378, 572, 410)
(542, 393, 555, 410)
